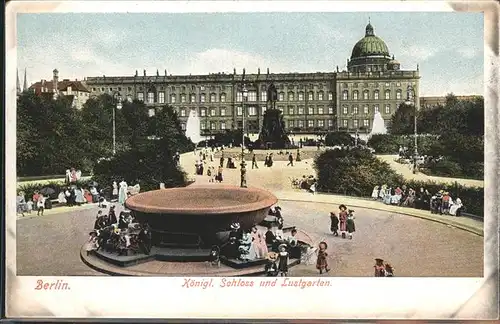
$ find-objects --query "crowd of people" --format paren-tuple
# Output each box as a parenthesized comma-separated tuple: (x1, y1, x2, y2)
(370, 185, 465, 216)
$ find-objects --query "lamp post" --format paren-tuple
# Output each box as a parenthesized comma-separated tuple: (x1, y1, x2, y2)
(351, 112, 359, 147)
(406, 85, 418, 174)
(240, 85, 248, 188)
(112, 92, 123, 155)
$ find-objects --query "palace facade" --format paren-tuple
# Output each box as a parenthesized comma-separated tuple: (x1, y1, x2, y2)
(84, 23, 420, 136)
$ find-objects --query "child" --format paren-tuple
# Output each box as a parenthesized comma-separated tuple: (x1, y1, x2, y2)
(346, 209, 356, 240)
(277, 244, 289, 277)
(85, 231, 100, 256)
(384, 263, 395, 277)
(330, 212, 339, 236)
(374, 258, 386, 277)
(26, 199, 33, 214)
(264, 252, 279, 276)
(338, 204, 348, 239)
(36, 194, 46, 216)
(316, 241, 330, 274)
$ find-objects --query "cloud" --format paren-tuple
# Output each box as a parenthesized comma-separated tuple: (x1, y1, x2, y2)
(457, 47, 478, 59)
(399, 45, 439, 61)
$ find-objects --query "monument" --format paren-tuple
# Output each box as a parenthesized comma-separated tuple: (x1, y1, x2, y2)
(369, 111, 388, 137)
(185, 108, 203, 144)
(255, 83, 292, 149)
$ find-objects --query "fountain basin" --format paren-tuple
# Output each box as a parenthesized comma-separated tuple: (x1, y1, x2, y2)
(125, 185, 278, 247)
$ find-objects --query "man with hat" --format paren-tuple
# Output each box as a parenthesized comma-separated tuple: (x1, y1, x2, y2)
(107, 205, 117, 226)
(94, 210, 109, 230)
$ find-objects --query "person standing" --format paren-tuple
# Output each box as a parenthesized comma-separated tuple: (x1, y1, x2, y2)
(287, 153, 294, 166)
(338, 204, 348, 239)
(252, 153, 258, 169)
(346, 210, 356, 239)
(330, 212, 339, 236)
(277, 244, 289, 277)
(316, 241, 330, 274)
(217, 166, 223, 183)
(118, 180, 128, 205)
(36, 194, 46, 216)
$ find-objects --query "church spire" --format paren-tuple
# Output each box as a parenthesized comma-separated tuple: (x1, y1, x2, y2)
(16, 69, 21, 94)
(23, 68, 28, 91)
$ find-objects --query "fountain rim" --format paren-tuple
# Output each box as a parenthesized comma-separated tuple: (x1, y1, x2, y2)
(124, 185, 278, 215)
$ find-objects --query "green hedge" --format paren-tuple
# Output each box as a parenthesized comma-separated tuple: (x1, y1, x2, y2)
(17, 179, 92, 200)
(324, 131, 366, 147)
(314, 147, 484, 217)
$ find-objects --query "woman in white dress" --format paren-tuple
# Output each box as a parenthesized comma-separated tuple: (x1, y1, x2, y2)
(58, 191, 67, 204)
(75, 187, 86, 205)
(371, 185, 379, 200)
(118, 180, 128, 204)
(449, 198, 463, 216)
(112, 181, 118, 200)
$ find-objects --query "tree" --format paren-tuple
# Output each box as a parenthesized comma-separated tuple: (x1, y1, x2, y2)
(389, 102, 415, 135)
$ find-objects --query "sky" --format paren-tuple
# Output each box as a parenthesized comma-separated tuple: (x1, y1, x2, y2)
(17, 12, 484, 96)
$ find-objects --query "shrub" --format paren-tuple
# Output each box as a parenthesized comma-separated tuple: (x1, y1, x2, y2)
(324, 131, 366, 147)
(314, 147, 404, 196)
(367, 134, 403, 154)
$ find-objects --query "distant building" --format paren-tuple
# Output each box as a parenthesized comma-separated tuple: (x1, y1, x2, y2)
(28, 69, 91, 110)
(419, 95, 482, 108)
(17, 68, 28, 96)
(84, 22, 420, 135)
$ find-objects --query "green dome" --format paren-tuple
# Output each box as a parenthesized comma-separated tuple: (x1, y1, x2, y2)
(350, 23, 390, 59)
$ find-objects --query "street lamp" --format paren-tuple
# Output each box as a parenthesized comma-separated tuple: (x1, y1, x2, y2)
(351, 111, 359, 146)
(406, 85, 418, 174)
(112, 92, 123, 155)
(240, 84, 248, 188)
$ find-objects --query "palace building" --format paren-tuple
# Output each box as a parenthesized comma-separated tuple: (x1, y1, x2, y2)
(84, 22, 420, 136)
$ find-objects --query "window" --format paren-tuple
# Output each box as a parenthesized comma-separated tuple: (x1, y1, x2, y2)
(220, 108, 226, 116)
(328, 120, 333, 127)
(220, 93, 226, 102)
(128, 87, 132, 92)
(210, 93, 216, 103)
(318, 91, 324, 100)
(200, 94, 206, 103)
(248, 106, 257, 116)
(318, 106, 324, 114)
(201, 122, 207, 130)
(181, 123, 186, 131)
(170, 94, 176, 104)
(363, 90, 369, 100)
(308, 120, 314, 128)
(396, 82, 401, 86)
(288, 92, 294, 101)
(342, 90, 348, 100)
(210, 108, 216, 116)
(181, 94, 186, 103)
(237, 106, 242, 116)
(236, 92, 243, 102)
(200, 86, 205, 91)
(210, 122, 216, 130)
(385, 90, 390, 100)
(262, 106, 266, 115)
(318, 120, 324, 127)
(148, 108, 155, 117)
(180, 109, 186, 117)
(288, 120, 295, 128)
(328, 92, 333, 100)
(109, 87, 113, 92)
(342, 120, 348, 128)
(308, 107, 314, 115)
(126, 94, 132, 102)
(288, 106, 294, 115)
(343, 106, 348, 115)
(298, 120, 304, 128)
(147, 92, 154, 103)
(279, 92, 285, 101)
(353, 106, 358, 114)
(171, 86, 176, 92)
(396, 90, 402, 100)
(353, 91, 358, 100)
(158, 92, 165, 103)
(278, 106, 284, 113)
(298, 92, 304, 101)
(260, 91, 267, 102)
(363, 119, 369, 127)
(137, 92, 144, 102)
(385, 82, 390, 87)
(363, 105, 369, 114)
(220, 122, 226, 130)
(298, 107, 304, 115)
(328, 106, 334, 114)
(200, 108, 206, 117)
(385, 104, 391, 114)
(248, 91, 257, 102)
(374, 105, 379, 113)
(308, 92, 314, 101)
(190, 94, 196, 103)
(353, 119, 359, 128)
(92, 87, 96, 91)
(374, 90, 379, 100)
